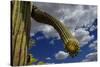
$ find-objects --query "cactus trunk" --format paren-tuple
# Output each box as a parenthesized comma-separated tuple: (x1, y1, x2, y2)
(11, 1, 31, 66)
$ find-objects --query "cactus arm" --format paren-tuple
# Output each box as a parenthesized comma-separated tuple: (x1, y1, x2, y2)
(31, 5, 80, 57)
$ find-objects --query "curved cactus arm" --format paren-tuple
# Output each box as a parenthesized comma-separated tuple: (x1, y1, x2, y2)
(31, 4, 80, 57)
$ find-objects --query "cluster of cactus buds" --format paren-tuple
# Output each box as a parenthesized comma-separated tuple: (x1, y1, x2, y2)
(64, 39, 80, 57)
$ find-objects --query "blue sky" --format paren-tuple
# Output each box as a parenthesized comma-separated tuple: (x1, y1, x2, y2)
(29, 2, 97, 64)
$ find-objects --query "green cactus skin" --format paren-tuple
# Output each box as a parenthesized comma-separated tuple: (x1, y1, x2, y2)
(11, 1, 31, 66)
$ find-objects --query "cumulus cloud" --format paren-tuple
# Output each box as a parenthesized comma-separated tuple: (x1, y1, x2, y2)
(31, 2, 97, 37)
(30, 33, 35, 37)
(89, 25, 97, 31)
(31, 18, 59, 38)
(89, 40, 97, 50)
(55, 51, 69, 60)
(56, 4, 97, 31)
(49, 40, 55, 45)
(31, 2, 97, 47)
(36, 36, 44, 40)
(80, 35, 94, 45)
(82, 52, 97, 62)
(46, 57, 51, 60)
(74, 28, 94, 47)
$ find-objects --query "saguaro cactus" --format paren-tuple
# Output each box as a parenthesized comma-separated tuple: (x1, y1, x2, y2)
(11, 1, 80, 66)
(11, 1, 31, 66)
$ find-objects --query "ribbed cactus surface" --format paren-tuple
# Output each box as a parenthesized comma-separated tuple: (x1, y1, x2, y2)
(11, 1, 31, 66)
(31, 5, 80, 57)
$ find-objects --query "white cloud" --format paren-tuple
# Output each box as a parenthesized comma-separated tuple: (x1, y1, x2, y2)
(31, 18, 60, 38)
(55, 51, 69, 60)
(89, 25, 97, 31)
(61, 5, 97, 31)
(89, 40, 97, 50)
(74, 28, 89, 40)
(36, 36, 44, 40)
(80, 35, 94, 45)
(30, 33, 35, 37)
(46, 57, 51, 60)
(39, 25, 53, 33)
(74, 28, 94, 47)
(31, 2, 97, 43)
(49, 40, 55, 45)
(82, 52, 97, 62)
